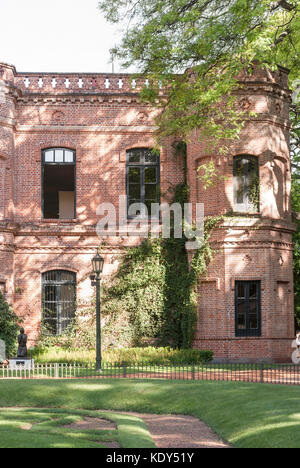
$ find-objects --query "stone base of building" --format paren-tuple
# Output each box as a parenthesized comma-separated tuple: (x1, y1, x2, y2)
(194, 338, 294, 363)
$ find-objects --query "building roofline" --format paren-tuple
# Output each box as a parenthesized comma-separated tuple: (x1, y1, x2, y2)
(0, 62, 142, 77)
(0, 60, 290, 78)
(0, 62, 17, 74)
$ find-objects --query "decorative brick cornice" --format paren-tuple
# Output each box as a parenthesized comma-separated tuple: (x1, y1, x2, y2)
(11, 224, 96, 237)
(220, 217, 296, 234)
(7, 238, 294, 253)
(15, 124, 157, 133)
(16, 94, 148, 105)
(235, 82, 292, 101)
(0, 244, 15, 252)
(213, 240, 294, 250)
(0, 221, 20, 234)
(14, 245, 97, 253)
(0, 80, 21, 99)
(247, 116, 291, 130)
(194, 337, 295, 341)
(14, 245, 129, 253)
(1, 219, 295, 243)
(0, 116, 16, 128)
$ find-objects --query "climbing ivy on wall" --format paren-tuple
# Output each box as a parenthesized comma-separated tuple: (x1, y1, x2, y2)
(101, 218, 222, 350)
(248, 176, 260, 212)
(100, 143, 223, 349)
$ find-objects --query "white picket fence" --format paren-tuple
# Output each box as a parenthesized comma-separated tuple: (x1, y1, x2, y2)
(0, 363, 93, 379)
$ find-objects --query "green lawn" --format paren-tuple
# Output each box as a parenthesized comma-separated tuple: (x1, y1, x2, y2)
(0, 379, 300, 448)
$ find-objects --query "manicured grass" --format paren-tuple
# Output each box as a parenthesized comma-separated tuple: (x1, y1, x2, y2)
(0, 379, 299, 448)
(0, 407, 155, 449)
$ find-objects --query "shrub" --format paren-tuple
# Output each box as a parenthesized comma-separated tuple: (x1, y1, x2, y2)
(103, 347, 214, 365)
(0, 292, 20, 358)
(31, 346, 213, 365)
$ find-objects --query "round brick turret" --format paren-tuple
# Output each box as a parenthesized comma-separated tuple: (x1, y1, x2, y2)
(188, 64, 296, 362)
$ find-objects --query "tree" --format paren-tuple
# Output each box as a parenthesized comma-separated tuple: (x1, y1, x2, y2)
(99, 0, 299, 143)
(0, 292, 20, 358)
(98, 0, 300, 321)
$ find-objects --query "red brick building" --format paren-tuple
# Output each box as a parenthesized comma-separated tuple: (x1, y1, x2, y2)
(0, 62, 296, 362)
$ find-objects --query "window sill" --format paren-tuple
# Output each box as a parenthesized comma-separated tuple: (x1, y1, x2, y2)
(41, 219, 78, 223)
(235, 333, 262, 338)
(229, 211, 261, 217)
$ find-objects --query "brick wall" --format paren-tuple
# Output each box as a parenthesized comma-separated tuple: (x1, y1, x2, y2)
(0, 62, 296, 361)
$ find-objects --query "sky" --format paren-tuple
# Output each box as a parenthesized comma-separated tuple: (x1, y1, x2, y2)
(0, 0, 129, 73)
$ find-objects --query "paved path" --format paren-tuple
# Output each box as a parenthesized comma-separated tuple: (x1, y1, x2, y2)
(101, 410, 231, 448)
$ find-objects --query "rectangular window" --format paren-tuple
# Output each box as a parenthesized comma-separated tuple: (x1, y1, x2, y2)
(42, 149, 76, 219)
(42, 270, 76, 336)
(235, 281, 261, 337)
(126, 148, 160, 218)
(233, 156, 259, 213)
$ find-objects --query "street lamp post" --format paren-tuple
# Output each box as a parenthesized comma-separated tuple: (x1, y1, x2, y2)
(92, 253, 104, 371)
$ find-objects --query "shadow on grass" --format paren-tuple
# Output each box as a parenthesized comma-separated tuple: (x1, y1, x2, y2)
(0, 407, 155, 449)
(0, 379, 300, 447)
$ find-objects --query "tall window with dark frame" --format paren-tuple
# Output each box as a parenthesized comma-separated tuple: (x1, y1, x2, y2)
(233, 155, 259, 212)
(126, 148, 160, 217)
(235, 281, 261, 337)
(42, 270, 76, 336)
(42, 148, 76, 219)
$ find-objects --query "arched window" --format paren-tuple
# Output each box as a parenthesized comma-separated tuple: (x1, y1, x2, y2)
(42, 148, 76, 219)
(42, 270, 76, 335)
(233, 155, 259, 212)
(126, 148, 160, 217)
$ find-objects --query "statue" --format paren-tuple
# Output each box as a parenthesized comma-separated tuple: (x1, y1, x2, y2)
(291, 331, 300, 364)
(296, 331, 300, 357)
(17, 328, 28, 358)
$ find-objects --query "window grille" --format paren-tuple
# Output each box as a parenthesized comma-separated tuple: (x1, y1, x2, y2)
(42, 270, 76, 335)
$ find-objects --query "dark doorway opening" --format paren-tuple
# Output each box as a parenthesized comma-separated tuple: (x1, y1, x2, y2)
(42, 148, 76, 219)
(43, 165, 75, 219)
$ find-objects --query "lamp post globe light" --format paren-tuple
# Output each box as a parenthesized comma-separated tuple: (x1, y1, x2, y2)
(92, 253, 104, 371)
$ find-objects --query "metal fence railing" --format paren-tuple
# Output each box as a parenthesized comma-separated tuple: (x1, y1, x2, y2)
(1, 362, 300, 385)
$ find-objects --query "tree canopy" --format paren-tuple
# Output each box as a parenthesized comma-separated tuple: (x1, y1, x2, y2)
(99, 0, 299, 142)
